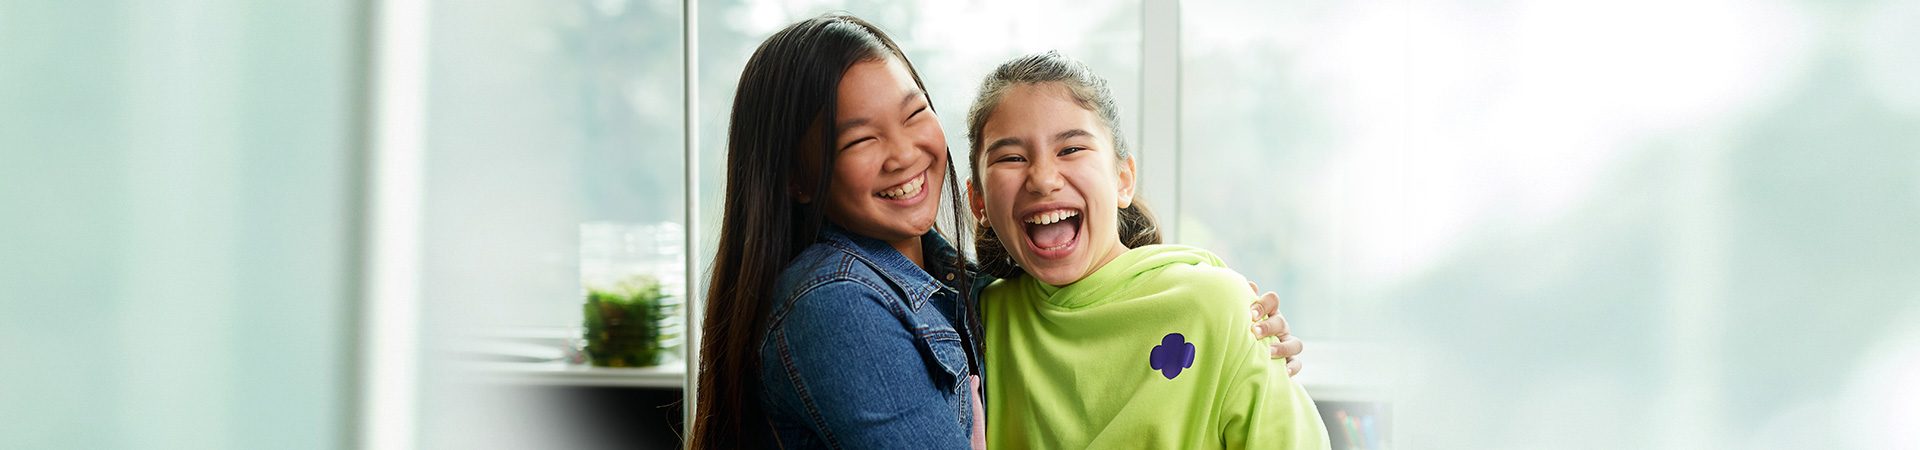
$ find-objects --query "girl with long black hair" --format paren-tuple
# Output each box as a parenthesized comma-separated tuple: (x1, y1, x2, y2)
(693, 14, 982, 448)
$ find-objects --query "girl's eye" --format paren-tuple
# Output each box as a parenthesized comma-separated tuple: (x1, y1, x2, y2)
(906, 106, 928, 122)
(993, 154, 1027, 164)
(840, 137, 874, 151)
(1059, 146, 1087, 156)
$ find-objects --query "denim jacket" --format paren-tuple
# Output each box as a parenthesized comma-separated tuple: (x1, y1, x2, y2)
(760, 225, 982, 449)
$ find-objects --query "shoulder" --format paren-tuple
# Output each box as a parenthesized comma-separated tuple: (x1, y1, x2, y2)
(774, 278, 899, 324)
(1127, 245, 1254, 319)
(770, 244, 900, 323)
(777, 242, 888, 298)
(978, 275, 1040, 316)
(765, 278, 904, 343)
(980, 276, 1020, 299)
(1158, 263, 1249, 297)
(1136, 245, 1248, 296)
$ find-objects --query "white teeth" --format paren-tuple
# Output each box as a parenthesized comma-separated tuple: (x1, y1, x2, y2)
(1023, 209, 1080, 225)
(877, 174, 925, 199)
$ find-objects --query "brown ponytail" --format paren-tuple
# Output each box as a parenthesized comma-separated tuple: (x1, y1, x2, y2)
(1118, 201, 1163, 248)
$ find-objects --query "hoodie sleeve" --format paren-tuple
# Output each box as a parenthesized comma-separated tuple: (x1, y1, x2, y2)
(1175, 262, 1332, 450)
(1217, 341, 1331, 450)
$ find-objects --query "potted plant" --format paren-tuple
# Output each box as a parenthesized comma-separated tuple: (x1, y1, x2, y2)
(582, 275, 673, 367)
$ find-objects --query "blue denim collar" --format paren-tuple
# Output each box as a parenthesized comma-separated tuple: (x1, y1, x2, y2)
(819, 224, 963, 302)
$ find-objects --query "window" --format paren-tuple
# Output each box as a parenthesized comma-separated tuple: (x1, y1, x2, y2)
(423, 0, 686, 335)
(416, 0, 687, 448)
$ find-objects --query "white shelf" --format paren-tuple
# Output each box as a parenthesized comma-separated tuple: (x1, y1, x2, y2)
(451, 326, 688, 389)
(464, 360, 686, 389)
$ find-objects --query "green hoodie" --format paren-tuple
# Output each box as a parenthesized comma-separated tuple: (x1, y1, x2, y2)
(983, 244, 1330, 449)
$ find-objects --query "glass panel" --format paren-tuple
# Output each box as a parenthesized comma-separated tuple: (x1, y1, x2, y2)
(0, 1, 357, 449)
(1182, 0, 1920, 448)
(1179, 1, 1379, 339)
(423, 0, 686, 336)
(418, 0, 686, 448)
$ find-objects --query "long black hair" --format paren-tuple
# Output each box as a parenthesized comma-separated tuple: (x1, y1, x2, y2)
(693, 13, 974, 448)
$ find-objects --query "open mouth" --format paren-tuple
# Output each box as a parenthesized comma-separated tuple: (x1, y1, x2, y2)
(874, 170, 928, 203)
(1021, 207, 1083, 259)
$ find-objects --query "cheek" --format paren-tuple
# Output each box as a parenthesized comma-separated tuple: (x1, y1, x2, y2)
(982, 174, 1021, 218)
(917, 119, 948, 146)
(918, 130, 949, 166)
(1070, 166, 1120, 204)
(829, 157, 876, 199)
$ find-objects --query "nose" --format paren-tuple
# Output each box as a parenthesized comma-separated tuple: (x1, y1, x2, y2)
(880, 135, 920, 173)
(1024, 157, 1064, 195)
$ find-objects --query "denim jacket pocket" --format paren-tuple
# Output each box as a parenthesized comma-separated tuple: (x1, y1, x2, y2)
(914, 324, 968, 395)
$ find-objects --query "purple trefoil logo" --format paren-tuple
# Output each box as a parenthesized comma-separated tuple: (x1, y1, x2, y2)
(1149, 333, 1196, 380)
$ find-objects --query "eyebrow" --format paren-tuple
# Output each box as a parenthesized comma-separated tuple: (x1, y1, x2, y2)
(984, 136, 1025, 154)
(835, 89, 926, 131)
(1054, 129, 1094, 142)
(984, 128, 1096, 155)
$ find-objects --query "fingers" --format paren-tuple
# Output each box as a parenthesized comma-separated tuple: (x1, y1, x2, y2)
(1268, 335, 1303, 360)
(1286, 357, 1303, 376)
(1254, 307, 1290, 339)
(1248, 290, 1280, 324)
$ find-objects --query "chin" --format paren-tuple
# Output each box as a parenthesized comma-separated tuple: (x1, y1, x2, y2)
(879, 217, 937, 240)
(898, 215, 937, 236)
(1022, 263, 1086, 286)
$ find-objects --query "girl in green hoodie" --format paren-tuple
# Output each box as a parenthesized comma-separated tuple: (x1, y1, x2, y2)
(964, 51, 1332, 449)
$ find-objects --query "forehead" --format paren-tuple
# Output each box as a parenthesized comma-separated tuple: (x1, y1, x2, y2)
(982, 83, 1107, 140)
(836, 57, 916, 112)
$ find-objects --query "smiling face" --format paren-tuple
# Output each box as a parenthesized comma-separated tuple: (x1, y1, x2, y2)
(816, 58, 948, 245)
(970, 83, 1136, 286)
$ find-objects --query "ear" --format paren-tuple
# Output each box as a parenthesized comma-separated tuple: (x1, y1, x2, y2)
(1116, 156, 1137, 209)
(967, 178, 988, 228)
